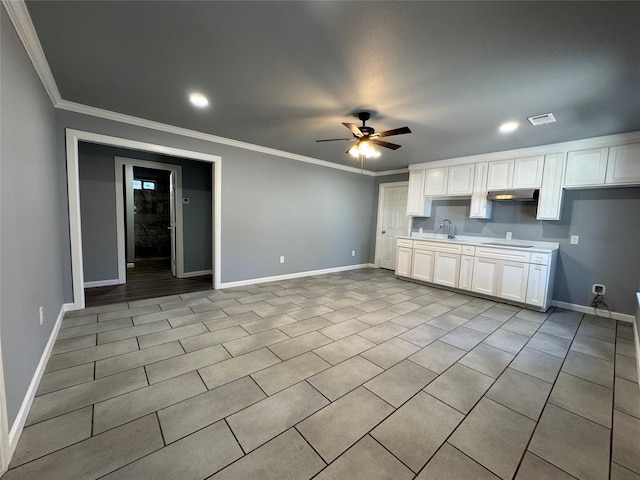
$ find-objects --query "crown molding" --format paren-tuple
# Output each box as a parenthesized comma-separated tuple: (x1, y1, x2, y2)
(56, 100, 377, 176)
(2, 0, 61, 105)
(373, 168, 409, 177)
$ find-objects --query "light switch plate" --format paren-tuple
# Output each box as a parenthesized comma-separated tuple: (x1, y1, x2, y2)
(570, 235, 579, 244)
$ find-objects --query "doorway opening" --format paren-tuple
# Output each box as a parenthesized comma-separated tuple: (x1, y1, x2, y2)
(114, 156, 185, 284)
(67, 129, 222, 310)
(129, 167, 173, 272)
(82, 152, 214, 307)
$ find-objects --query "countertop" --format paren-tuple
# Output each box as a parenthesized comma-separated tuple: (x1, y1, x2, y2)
(398, 233, 559, 253)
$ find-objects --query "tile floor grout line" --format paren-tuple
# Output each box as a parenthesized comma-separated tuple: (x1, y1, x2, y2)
(426, 307, 563, 479)
(608, 319, 620, 480)
(155, 411, 168, 447)
(511, 312, 592, 478)
(523, 451, 580, 480)
(557, 369, 615, 390)
(223, 417, 246, 456)
(366, 433, 425, 477)
(417, 441, 506, 480)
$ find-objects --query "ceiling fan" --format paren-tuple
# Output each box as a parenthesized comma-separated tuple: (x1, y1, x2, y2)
(316, 112, 412, 158)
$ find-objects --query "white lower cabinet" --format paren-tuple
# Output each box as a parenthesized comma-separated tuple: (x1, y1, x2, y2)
(471, 257, 499, 296)
(497, 261, 530, 303)
(411, 249, 434, 282)
(433, 252, 460, 288)
(526, 264, 548, 307)
(396, 240, 556, 311)
(458, 255, 474, 291)
(395, 247, 413, 278)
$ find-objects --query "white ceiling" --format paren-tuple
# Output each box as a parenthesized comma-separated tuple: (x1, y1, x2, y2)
(26, 1, 640, 171)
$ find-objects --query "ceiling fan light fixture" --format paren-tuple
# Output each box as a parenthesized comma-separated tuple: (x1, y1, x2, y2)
(349, 141, 380, 159)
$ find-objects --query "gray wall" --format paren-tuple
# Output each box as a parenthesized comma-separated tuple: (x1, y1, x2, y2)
(411, 188, 640, 314)
(56, 110, 377, 294)
(1, 7, 66, 425)
(78, 142, 213, 281)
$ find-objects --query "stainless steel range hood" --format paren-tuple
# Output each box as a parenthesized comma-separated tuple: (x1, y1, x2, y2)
(486, 189, 539, 202)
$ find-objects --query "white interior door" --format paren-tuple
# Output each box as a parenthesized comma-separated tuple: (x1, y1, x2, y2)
(378, 184, 409, 270)
(169, 172, 177, 277)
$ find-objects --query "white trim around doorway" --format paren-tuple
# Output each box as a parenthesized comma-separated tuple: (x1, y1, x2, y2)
(114, 157, 185, 282)
(65, 129, 222, 310)
(373, 181, 409, 268)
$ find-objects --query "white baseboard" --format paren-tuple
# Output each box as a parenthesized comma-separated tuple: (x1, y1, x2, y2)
(181, 270, 212, 279)
(219, 264, 375, 289)
(84, 279, 119, 288)
(7, 302, 73, 462)
(551, 300, 634, 323)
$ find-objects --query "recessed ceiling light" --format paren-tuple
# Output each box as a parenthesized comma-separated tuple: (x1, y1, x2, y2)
(499, 121, 519, 133)
(189, 93, 209, 108)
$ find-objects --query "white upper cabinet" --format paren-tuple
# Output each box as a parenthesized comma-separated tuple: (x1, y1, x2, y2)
(447, 164, 475, 195)
(536, 153, 565, 221)
(470, 162, 492, 219)
(407, 170, 426, 216)
(486, 160, 514, 190)
(564, 148, 608, 186)
(424, 167, 448, 196)
(605, 143, 640, 184)
(487, 156, 544, 190)
(513, 156, 544, 188)
(424, 164, 474, 196)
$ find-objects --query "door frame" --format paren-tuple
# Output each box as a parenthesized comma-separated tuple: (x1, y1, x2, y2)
(65, 129, 222, 310)
(114, 157, 184, 283)
(373, 181, 409, 268)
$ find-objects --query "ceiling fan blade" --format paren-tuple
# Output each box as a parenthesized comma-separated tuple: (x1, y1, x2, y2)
(373, 126, 412, 138)
(370, 139, 402, 150)
(342, 123, 364, 137)
(315, 138, 354, 142)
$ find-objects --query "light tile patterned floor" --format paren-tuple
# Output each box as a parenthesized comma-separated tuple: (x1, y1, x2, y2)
(5, 269, 640, 479)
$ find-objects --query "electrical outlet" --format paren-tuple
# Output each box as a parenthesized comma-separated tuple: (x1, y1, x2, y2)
(418, 227, 423, 233)
(570, 235, 579, 244)
(39, 306, 44, 325)
(351, 250, 356, 257)
(279, 256, 285, 264)
(506, 232, 512, 240)
(592, 284, 606, 295)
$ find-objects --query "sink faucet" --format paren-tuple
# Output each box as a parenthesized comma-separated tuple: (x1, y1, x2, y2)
(440, 219, 455, 239)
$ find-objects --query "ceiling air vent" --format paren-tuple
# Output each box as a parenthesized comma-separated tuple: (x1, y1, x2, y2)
(527, 113, 556, 126)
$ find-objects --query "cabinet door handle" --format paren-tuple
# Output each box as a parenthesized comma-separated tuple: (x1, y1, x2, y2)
(382, 230, 386, 234)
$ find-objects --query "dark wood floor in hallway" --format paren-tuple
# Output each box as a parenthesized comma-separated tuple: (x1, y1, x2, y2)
(84, 266, 213, 307)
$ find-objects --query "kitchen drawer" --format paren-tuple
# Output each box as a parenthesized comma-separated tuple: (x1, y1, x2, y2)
(530, 252, 550, 265)
(413, 241, 462, 255)
(474, 247, 531, 263)
(397, 239, 413, 248)
(462, 245, 476, 256)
